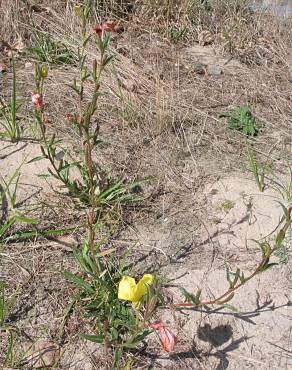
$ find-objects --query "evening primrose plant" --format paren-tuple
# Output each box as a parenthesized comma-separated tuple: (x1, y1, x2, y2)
(29, 2, 166, 367)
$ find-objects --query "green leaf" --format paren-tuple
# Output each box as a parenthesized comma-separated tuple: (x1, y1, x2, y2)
(276, 230, 285, 248)
(111, 327, 119, 341)
(275, 244, 289, 264)
(79, 333, 104, 343)
(0, 218, 17, 239)
(223, 106, 259, 137)
(37, 173, 50, 179)
(111, 348, 123, 370)
(259, 242, 271, 257)
(5, 226, 79, 242)
(261, 262, 278, 272)
(223, 303, 239, 312)
(180, 287, 201, 306)
(14, 215, 38, 225)
(103, 54, 115, 67)
(123, 329, 152, 349)
(27, 156, 46, 164)
(275, 201, 288, 219)
(63, 271, 95, 294)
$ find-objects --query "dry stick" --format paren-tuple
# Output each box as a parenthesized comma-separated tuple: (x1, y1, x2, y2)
(173, 207, 292, 308)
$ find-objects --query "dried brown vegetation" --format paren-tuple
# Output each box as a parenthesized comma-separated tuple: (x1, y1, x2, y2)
(0, 1, 292, 369)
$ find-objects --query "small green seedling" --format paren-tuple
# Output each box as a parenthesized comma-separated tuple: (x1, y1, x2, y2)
(217, 199, 235, 213)
(169, 26, 188, 44)
(220, 106, 260, 137)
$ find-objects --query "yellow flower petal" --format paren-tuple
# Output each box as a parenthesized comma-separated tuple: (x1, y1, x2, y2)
(133, 274, 154, 302)
(118, 276, 136, 301)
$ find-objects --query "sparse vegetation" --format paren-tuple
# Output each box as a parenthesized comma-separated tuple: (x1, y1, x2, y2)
(27, 28, 77, 65)
(0, 0, 291, 369)
(0, 56, 21, 142)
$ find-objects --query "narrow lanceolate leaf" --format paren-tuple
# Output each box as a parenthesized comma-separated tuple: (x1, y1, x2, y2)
(261, 262, 278, 272)
(79, 333, 104, 343)
(14, 215, 38, 225)
(27, 155, 46, 163)
(276, 230, 285, 248)
(232, 268, 240, 288)
(103, 54, 115, 68)
(63, 271, 94, 294)
(223, 303, 239, 312)
(180, 287, 201, 306)
(124, 330, 153, 348)
(5, 226, 79, 242)
(0, 218, 17, 239)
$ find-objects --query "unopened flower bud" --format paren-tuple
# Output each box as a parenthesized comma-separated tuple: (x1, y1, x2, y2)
(41, 64, 48, 78)
(92, 25, 103, 36)
(31, 93, 43, 109)
(150, 321, 177, 352)
(92, 20, 118, 39)
(74, 4, 81, 17)
(103, 20, 118, 32)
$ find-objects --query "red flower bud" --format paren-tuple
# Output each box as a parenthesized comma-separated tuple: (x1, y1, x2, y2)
(92, 20, 117, 38)
(92, 25, 103, 36)
(151, 321, 177, 352)
(31, 93, 43, 109)
(102, 20, 117, 32)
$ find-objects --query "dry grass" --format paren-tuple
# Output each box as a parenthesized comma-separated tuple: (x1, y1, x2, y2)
(0, 0, 292, 369)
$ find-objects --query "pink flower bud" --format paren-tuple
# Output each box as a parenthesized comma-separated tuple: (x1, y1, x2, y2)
(31, 93, 43, 109)
(92, 25, 103, 36)
(102, 20, 117, 32)
(150, 321, 177, 352)
(92, 20, 118, 38)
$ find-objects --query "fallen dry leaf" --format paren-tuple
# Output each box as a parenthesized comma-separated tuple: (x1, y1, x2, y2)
(198, 30, 215, 46)
(31, 5, 51, 14)
(0, 61, 7, 73)
(12, 39, 25, 53)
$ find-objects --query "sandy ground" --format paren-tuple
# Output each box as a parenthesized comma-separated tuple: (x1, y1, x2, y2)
(0, 3, 292, 369)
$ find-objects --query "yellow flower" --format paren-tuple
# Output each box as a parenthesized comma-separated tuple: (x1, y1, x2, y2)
(118, 274, 154, 303)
